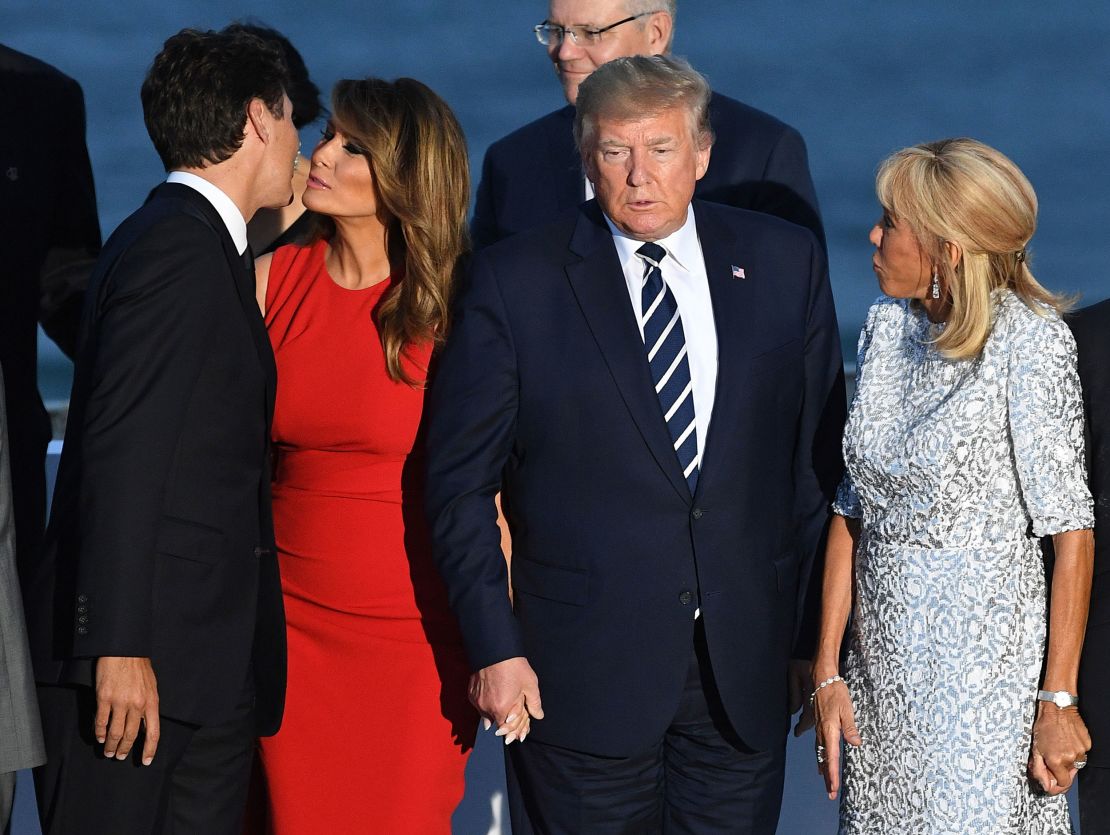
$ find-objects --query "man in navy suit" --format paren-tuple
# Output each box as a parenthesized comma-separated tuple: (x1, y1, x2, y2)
(427, 56, 844, 833)
(471, 0, 824, 251)
(1069, 299, 1110, 834)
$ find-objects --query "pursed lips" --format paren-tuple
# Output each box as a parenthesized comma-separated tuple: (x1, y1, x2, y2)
(307, 174, 330, 190)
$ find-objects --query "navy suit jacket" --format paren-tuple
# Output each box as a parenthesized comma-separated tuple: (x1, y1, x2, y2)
(1069, 299, 1110, 766)
(426, 199, 844, 756)
(471, 93, 825, 251)
(26, 184, 286, 735)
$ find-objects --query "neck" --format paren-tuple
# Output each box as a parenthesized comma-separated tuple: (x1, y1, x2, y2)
(326, 216, 395, 290)
(177, 161, 256, 222)
(920, 295, 951, 324)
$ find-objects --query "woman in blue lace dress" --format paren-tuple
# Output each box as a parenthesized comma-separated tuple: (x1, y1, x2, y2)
(812, 138, 1094, 833)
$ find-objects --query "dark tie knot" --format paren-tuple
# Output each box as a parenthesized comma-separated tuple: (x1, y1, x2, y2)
(636, 242, 666, 268)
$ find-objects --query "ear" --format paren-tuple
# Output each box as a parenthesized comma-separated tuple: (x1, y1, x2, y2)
(246, 98, 270, 143)
(582, 149, 598, 184)
(944, 239, 962, 270)
(647, 12, 673, 54)
(694, 140, 711, 181)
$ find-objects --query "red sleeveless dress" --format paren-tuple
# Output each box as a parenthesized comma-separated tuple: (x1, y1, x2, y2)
(257, 239, 475, 833)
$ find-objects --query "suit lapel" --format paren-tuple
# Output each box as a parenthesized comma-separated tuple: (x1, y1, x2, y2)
(564, 203, 691, 503)
(156, 184, 277, 425)
(692, 201, 760, 500)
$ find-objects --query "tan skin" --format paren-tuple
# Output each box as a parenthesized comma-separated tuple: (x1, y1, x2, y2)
(810, 213, 1094, 799)
(96, 94, 300, 766)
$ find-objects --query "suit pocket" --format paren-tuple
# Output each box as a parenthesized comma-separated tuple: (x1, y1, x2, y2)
(513, 556, 589, 606)
(155, 516, 225, 565)
(772, 550, 799, 594)
(750, 338, 802, 377)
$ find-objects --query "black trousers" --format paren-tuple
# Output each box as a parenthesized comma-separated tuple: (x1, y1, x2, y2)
(34, 684, 256, 835)
(1080, 764, 1110, 835)
(507, 626, 786, 834)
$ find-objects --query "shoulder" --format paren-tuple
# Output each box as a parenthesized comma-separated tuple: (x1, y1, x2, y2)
(993, 290, 1075, 356)
(262, 240, 324, 313)
(1067, 297, 1110, 347)
(694, 199, 818, 250)
(475, 206, 582, 269)
(708, 91, 795, 137)
(483, 106, 574, 163)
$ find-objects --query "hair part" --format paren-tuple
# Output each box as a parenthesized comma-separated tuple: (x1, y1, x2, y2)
(311, 78, 470, 386)
(142, 28, 290, 170)
(573, 54, 712, 158)
(222, 22, 323, 129)
(876, 137, 1068, 360)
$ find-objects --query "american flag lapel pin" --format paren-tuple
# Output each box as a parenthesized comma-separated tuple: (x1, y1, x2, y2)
(731, 265, 746, 279)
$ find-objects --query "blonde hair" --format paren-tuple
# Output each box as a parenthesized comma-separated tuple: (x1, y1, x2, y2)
(876, 137, 1067, 360)
(313, 77, 470, 385)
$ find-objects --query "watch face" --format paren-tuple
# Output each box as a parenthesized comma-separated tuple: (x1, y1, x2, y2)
(1055, 692, 1071, 709)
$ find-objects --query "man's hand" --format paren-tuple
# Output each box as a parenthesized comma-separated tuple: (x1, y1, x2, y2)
(789, 659, 815, 735)
(94, 656, 160, 765)
(469, 656, 543, 745)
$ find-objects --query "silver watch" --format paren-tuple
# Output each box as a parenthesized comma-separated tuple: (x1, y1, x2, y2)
(1037, 689, 1079, 709)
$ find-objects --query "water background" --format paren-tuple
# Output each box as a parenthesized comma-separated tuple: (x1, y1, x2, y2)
(6, 0, 1110, 402)
(3, 2, 1103, 831)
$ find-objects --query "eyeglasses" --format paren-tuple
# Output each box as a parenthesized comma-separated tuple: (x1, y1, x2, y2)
(533, 11, 657, 47)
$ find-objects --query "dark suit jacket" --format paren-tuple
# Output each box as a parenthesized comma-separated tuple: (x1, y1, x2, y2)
(0, 44, 101, 595)
(1069, 298, 1110, 767)
(25, 183, 286, 735)
(471, 93, 825, 251)
(426, 199, 844, 756)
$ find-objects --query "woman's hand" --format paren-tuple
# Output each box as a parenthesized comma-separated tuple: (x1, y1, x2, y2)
(813, 677, 861, 800)
(1029, 704, 1091, 794)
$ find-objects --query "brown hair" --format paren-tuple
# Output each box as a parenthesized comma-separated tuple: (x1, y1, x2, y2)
(313, 77, 470, 385)
(876, 137, 1068, 359)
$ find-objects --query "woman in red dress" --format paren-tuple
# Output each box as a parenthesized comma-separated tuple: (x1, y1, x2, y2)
(252, 77, 475, 834)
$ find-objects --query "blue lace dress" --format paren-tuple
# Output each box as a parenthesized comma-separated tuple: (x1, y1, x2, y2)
(834, 291, 1094, 834)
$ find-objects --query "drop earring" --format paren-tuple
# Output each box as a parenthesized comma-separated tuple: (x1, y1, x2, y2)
(930, 267, 940, 299)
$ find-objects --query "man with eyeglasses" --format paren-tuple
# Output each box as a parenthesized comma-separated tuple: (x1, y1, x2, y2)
(471, 0, 825, 251)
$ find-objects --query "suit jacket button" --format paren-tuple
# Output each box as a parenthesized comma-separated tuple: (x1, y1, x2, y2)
(679, 591, 693, 605)
(76, 605, 88, 614)
(76, 626, 89, 636)
(77, 615, 89, 624)
(77, 594, 88, 604)
(253, 546, 264, 558)
(691, 508, 704, 520)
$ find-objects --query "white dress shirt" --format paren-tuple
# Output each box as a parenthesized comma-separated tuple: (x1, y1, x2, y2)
(604, 206, 718, 462)
(165, 170, 249, 256)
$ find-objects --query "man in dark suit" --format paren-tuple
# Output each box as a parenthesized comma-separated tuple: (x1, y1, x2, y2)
(471, 0, 824, 251)
(1069, 299, 1110, 835)
(427, 56, 844, 833)
(0, 43, 101, 629)
(23, 28, 299, 835)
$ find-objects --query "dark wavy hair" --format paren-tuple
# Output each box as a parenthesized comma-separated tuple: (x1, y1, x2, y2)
(141, 28, 290, 170)
(221, 22, 322, 129)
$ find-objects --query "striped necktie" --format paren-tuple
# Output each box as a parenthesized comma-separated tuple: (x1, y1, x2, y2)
(637, 242, 698, 493)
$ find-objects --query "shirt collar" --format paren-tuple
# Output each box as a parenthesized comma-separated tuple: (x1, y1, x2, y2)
(603, 205, 698, 273)
(165, 170, 249, 255)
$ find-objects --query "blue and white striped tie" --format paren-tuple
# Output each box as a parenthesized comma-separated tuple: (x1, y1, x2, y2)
(637, 242, 698, 493)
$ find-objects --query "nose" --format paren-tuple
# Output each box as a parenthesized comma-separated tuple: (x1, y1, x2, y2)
(627, 149, 651, 187)
(869, 224, 882, 247)
(312, 137, 337, 169)
(555, 31, 583, 61)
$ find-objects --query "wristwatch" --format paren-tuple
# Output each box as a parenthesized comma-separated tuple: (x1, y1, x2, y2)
(1037, 689, 1079, 709)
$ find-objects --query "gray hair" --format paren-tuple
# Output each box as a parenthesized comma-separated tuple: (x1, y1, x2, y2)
(574, 54, 713, 157)
(625, 0, 676, 50)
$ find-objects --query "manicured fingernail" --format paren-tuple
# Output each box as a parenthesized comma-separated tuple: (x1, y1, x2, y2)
(104, 750, 114, 758)
(97, 737, 105, 744)
(482, 718, 491, 731)
(142, 757, 153, 766)
(495, 726, 508, 737)
(117, 753, 128, 761)
(506, 714, 518, 724)
(504, 733, 517, 745)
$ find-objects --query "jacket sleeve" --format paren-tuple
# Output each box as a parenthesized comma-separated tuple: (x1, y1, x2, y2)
(71, 219, 221, 659)
(790, 236, 846, 659)
(424, 251, 525, 670)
